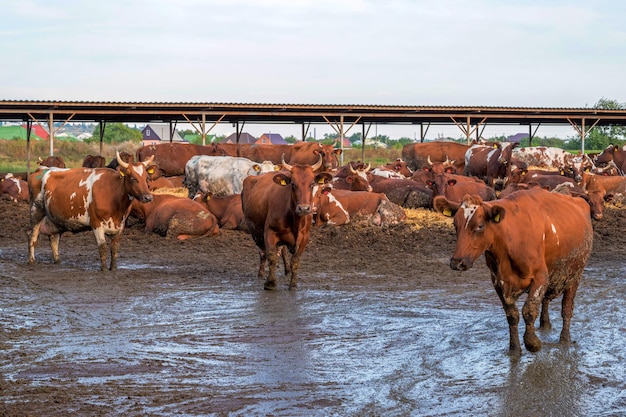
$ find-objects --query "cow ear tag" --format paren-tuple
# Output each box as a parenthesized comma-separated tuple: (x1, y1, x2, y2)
(493, 212, 501, 223)
(280, 179, 287, 186)
(147, 167, 155, 175)
(493, 144, 498, 148)
(253, 165, 261, 172)
(119, 170, 126, 178)
(442, 208, 452, 217)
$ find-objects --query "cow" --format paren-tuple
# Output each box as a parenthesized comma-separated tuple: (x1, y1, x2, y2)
(512, 147, 590, 183)
(38, 155, 66, 168)
(241, 155, 333, 290)
(106, 151, 134, 170)
(581, 171, 626, 220)
(82, 154, 107, 168)
(314, 188, 406, 227)
(130, 193, 219, 239)
(401, 141, 470, 173)
(464, 142, 517, 189)
(183, 155, 280, 198)
(136, 143, 226, 176)
(595, 144, 626, 175)
(0, 173, 29, 202)
(369, 158, 413, 178)
(370, 178, 433, 209)
(27, 152, 155, 271)
(332, 163, 372, 192)
(433, 187, 593, 353)
(431, 173, 496, 204)
(194, 191, 246, 231)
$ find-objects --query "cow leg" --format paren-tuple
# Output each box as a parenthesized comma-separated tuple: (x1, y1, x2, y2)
(539, 298, 552, 330)
(559, 282, 579, 344)
(49, 233, 61, 264)
(279, 246, 290, 277)
(522, 280, 548, 353)
(502, 302, 521, 354)
(109, 233, 122, 271)
(265, 248, 279, 290)
(27, 221, 43, 264)
(92, 228, 109, 272)
(257, 249, 267, 281)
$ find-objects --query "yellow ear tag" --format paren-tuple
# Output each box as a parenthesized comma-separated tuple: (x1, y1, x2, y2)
(317, 178, 326, 184)
(253, 165, 260, 172)
(280, 179, 287, 186)
(119, 170, 125, 178)
(205, 195, 211, 201)
(493, 213, 501, 223)
(493, 144, 498, 148)
(147, 167, 155, 175)
(443, 208, 452, 217)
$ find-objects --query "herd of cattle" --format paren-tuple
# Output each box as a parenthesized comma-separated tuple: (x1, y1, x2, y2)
(1, 140, 624, 353)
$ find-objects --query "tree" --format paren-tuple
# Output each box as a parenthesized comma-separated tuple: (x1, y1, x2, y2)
(583, 97, 626, 151)
(89, 123, 142, 144)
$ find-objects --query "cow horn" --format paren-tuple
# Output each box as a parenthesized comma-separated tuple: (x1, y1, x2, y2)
(312, 154, 323, 172)
(427, 155, 433, 166)
(116, 151, 129, 169)
(364, 163, 371, 171)
(349, 164, 357, 174)
(281, 154, 293, 172)
(142, 154, 155, 166)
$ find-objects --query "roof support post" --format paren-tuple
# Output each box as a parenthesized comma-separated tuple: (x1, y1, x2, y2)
(25, 119, 32, 180)
(182, 113, 225, 145)
(301, 122, 311, 141)
(419, 122, 431, 143)
(450, 116, 487, 144)
(567, 117, 600, 153)
(362, 122, 372, 162)
(99, 120, 106, 155)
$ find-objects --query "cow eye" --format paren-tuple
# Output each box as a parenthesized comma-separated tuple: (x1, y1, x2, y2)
(474, 223, 485, 233)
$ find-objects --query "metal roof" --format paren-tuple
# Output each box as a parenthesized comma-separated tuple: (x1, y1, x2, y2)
(1, 100, 625, 128)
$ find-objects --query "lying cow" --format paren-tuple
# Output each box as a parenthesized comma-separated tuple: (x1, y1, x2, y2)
(184, 155, 280, 198)
(0, 173, 29, 202)
(242, 156, 332, 290)
(28, 152, 155, 271)
(315, 188, 406, 227)
(430, 173, 496, 205)
(130, 193, 219, 240)
(434, 187, 593, 353)
(194, 191, 246, 231)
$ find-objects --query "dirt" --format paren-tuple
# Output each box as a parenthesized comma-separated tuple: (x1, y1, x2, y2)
(0, 197, 625, 416)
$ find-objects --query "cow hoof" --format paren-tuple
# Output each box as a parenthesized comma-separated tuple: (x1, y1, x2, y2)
(524, 333, 542, 352)
(264, 281, 277, 290)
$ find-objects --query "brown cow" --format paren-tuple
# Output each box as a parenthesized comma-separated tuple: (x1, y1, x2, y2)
(434, 188, 593, 353)
(595, 144, 626, 175)
(28, 152, 155, 271)
(130, 193, 219, 240)
(581, 171, 626, 220)
(401, 141, 469, 173)
(431, 173, 496, 204)
(464, 142, 517, 189)
(370, 178, 433, 209)
(38, 155, 66, 168)
(332, 163, 372, 192)
(0, 174, 29, 202)
(82, 154, 107, 168)
(135, 143, 225, 176)
(314, 188, 406, 226)
(241, 156, 332, 290)
(194, 191, 246, 231)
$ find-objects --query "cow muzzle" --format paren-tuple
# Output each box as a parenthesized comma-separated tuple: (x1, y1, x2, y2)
(450, 257, 472, 271)
(295, 204, 312, 216)
(138, 194, 153, 203)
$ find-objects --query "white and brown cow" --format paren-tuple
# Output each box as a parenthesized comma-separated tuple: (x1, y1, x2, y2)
(0, 173, 29, 202)
(434, 187, 593, 354)
(28, 152, 155, 271)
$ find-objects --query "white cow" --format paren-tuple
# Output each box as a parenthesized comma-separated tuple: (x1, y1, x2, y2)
(184, 155, 280, 198)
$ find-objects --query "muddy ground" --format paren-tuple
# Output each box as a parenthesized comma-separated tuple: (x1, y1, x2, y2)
(1, 198, 625, 416)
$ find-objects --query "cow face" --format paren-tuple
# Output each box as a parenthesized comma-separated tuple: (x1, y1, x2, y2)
(116, 152, 154, 203)
(273, 169, 333, 216)
(595, 145, 617, 165)
(314, 144, 342, 172)
(434, 194, 504, 271)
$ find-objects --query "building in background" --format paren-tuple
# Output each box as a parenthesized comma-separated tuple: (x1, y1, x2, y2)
(142, 124, 186, 146)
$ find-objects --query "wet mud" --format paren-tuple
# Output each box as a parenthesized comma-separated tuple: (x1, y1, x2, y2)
(1, 199, 625, 416)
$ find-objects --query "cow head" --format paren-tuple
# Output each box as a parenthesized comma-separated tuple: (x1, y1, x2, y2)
(314, 144, 342, 172)
(595, 145, 618, 165)
(275, 155, 333, 216)
(116, 151, 154, 203)
(434, 194, 504, 271)
(347, 163, 372, 192)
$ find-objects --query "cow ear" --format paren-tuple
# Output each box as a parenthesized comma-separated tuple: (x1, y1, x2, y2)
(433, 196, 459, 217)
(273, 173, 291, 186)
(447, 179, 457, 186)
(118, 167, 126, 178)
(315, 173, 333, 185)
(205, 192, 213, 201)
(493, 143, 498, 148)
(346, 176, 354, 183)
(489, 205, 505, 223)
(334, 149, 342, 155)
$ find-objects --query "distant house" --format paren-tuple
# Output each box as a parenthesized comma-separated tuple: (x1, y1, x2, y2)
(221, 132, 257, 144)
(20, 124, 49, 140)
(141, 124, 186, 146)
(507, 133, 529, 144)
(256, 133, 287, 145)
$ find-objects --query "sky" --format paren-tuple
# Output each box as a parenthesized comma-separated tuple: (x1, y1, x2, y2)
(2, 0, 625, 139)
